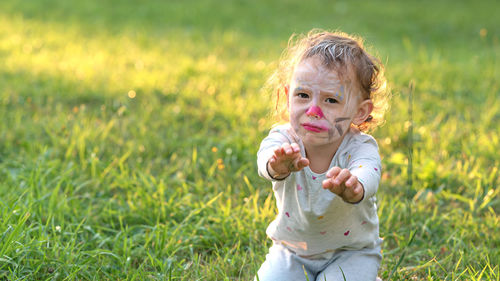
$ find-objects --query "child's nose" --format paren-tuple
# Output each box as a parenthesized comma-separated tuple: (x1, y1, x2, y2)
(306, 106, 325, 119)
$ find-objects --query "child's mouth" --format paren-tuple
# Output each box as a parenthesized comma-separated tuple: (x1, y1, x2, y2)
(301, 123, 328, 132)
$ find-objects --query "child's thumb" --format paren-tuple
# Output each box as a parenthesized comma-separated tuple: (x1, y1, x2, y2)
(296, 158, 310, 169)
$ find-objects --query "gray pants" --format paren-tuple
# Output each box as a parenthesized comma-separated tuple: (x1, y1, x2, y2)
(255, 243, 382, 281)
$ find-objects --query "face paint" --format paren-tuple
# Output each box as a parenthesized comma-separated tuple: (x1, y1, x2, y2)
(303, 122, 329, 133)
(305, 106, 325, 119)
(334, 116, 350, 136)
(335, 117, 350, 122)
(333, 85, 345, 101)
(288, 56, 361, 148)
(335, 123, 344, 136)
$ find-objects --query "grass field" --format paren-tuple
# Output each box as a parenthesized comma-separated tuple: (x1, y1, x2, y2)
(0, 0, 499, 280)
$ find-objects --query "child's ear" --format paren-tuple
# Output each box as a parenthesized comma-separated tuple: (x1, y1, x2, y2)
(352, 99, 374, 125)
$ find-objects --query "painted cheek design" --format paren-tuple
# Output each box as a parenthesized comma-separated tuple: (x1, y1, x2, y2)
(335, 124, 344, 136)
(328, 128, 335, 140)
(335, 117, 350, 122)
(333, 117, 350, 137)
(305, 106, 325, 119)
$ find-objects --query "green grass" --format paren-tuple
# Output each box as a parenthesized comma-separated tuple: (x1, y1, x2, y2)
(0, 0, 498, 280)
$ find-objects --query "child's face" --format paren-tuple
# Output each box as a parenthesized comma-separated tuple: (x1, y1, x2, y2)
(288, 56, 361, 147)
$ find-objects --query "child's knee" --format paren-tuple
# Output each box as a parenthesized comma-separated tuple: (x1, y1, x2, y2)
(319, 247, 381, 281)
(255, 244, 311, 281)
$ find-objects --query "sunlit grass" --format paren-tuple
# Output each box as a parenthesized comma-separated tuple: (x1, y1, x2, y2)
(0, 0, 499, 280)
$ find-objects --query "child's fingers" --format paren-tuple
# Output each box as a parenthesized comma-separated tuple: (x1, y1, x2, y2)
(280, 143, 294, 155)
(344, 181, 364, 203)
(293, 157, 309, 171)
(271, 143, 305, 173)
(322, 174, 339, 190)
(351, 182, 363, 195)
(323, 167, 341, 191)
(326, 167, 341, 178)
(323, 179, 345, 196)
(345, 174, 358, 188)
(332, 169, 351, 185)
(290, 143, 301, 153)
(270, 153, 286, 171)
(323, 171, 364, 202)
(269, 154, 278, 165)
(297, 158, 310, 169)
(273, 146, 284, 157)
(322, 178, 333, 189)
(282, 142, 300, 155)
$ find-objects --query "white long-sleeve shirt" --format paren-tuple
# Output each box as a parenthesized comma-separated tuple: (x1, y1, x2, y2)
(257, 124, 382, 256)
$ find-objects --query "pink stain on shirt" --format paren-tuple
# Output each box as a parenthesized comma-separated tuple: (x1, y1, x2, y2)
(312, 176, 317, 180)
(305, 106, 325, 119)
(287, 227, 292, 232)
(361, 221, 367, 225)
(285, 212, 290, 217)
(320, 231, 327, 235)
(297, 184, 303, 191)
(344, 230, 350, 236)
(374, 167, 378, 171)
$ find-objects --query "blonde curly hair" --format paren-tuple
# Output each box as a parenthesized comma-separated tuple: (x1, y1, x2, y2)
(266, 29, 390, 132)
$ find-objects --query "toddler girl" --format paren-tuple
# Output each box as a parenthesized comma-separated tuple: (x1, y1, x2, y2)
(255, 30, 389, 281)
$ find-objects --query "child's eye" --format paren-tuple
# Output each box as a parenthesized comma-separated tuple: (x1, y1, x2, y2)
(298, 93, 309, 99)
(325, 98, 338, 104)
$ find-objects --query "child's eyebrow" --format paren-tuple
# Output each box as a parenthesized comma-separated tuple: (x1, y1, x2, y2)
(293, 83, 346, 99)
(292, 86, 309, 92)
(321, 85, 344, 94)
(323, 86, 345, 100)
(319, 89, 338, 95)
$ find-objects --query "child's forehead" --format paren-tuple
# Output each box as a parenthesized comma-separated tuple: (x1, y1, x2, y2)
(291, 57, 343, 87)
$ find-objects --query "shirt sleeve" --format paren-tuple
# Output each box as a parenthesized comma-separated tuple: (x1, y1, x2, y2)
(257, 125, 294, 181)
(346, 134, 382, 200)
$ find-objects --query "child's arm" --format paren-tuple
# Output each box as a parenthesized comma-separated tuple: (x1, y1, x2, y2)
(322, 135, 381, 203)
(322, 167, 364, 203)
(267, 143, 309, 180)
(257, 127, 309, 181)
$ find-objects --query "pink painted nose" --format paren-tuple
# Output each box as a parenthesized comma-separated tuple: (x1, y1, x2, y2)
(306, 106, 325, 119)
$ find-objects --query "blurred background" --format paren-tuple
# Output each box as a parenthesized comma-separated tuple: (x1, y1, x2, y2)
(0, 0, 498, 280)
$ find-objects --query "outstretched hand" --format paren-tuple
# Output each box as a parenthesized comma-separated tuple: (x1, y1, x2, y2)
(268, 143, 310, 179)
(322, 167, 364, 203)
